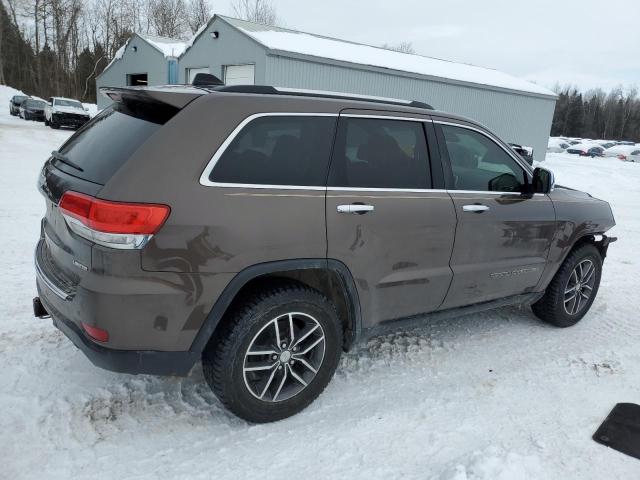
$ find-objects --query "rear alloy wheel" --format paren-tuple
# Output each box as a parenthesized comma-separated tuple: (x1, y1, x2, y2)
(532, 244, 602, 327)
(202, 283, 342, 423)
(243, 312, 326, 402)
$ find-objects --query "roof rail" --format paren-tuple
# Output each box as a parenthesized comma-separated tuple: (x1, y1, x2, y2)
(207, 85, 433, 110)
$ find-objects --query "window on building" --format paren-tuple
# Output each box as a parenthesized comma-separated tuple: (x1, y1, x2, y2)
(127, 73, 148, 86)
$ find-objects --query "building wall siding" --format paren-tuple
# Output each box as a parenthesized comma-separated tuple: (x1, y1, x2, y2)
(96, 36, 168, 109)
(265, 55, 556, 162)
(178, 18, 268, 85)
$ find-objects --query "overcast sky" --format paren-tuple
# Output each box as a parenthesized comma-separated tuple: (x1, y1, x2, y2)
(214, 0, 639, 92)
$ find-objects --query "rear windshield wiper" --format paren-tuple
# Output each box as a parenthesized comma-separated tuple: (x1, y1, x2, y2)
(51, 150, 84, 172)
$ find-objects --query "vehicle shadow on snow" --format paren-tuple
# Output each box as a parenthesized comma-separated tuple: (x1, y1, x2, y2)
(69, 304, 548, 434)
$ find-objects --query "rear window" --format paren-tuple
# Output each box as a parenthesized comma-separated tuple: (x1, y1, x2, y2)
(55, 99, 83, 108)
(210, 116, 337, 186)
(54, 101, 177, 184)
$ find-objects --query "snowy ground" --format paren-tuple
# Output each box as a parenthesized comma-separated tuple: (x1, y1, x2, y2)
(1, 84, 639, 479)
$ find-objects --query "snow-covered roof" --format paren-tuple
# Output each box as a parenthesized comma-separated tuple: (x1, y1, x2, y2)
(220, 16, 556, 98)
(138, 34, 188, 58)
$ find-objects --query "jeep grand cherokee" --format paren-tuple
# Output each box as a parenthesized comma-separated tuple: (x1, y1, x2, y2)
(34, 84, 616, 422)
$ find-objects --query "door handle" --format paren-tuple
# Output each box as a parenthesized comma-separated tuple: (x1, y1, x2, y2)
(463, 204, 490, 213)
(337, 204, 375, 214)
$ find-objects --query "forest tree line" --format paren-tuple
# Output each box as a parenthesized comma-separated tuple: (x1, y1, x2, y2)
(551, 86, 640, 142)
(2, 0, 639, 141)
(0, 0, 277, 102)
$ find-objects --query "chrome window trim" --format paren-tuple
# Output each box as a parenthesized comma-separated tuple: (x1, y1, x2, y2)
(199, 112, 542, 197)
(328, 187, 447, 193)
(433, 120, 534, 174)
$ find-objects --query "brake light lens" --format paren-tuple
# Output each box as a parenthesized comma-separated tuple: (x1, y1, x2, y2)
(82, 322, 109, 342)
(618, 154, 627, 161)
(59, 191, 170, 249)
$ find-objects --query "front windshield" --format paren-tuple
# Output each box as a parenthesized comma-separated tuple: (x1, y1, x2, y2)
(26, 100, 46, 108)
(55, 99, 83, 108)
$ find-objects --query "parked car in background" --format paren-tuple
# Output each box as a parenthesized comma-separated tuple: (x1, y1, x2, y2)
(567, 139, 582, 145)
(593, 140, 617, 149)
(44, 97, 90, 129)
(19, 99, 47, 121)
(547, 138, 570, 153)
(617, 141, 635, 146)
(33, 84, 616, 423)
(566, 143, 605, 157)
(603, 145, 640, 162)
(508, 143, 534, 165)
(9, 95, 30, 116)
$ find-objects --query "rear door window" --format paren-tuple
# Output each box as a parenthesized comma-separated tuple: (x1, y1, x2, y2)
(210, 116, 337, 186)
(54, 102, 177, 184)
(328, 117, 431, 189)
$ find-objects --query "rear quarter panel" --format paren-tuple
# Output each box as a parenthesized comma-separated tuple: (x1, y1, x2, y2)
(97, 94, 342, 274)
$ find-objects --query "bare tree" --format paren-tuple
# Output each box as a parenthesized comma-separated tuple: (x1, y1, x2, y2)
(381, 41, 415, 54)
(232, 0, 277, 26)
(148, 0, 187, 38)
(185, 0, 210, 34)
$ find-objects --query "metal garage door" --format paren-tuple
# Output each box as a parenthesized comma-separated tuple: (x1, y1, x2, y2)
(224, 64, 255, 85)
(187, 67, 210, 83)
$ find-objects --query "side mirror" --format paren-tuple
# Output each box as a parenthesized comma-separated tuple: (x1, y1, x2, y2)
(532, 167, 555, 194)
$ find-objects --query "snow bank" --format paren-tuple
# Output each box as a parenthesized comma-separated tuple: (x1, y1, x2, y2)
(2, 87, 640, 479)
(440, 448, 543, 480)
(0, 84, 25, 103)
(223, 17, 555, 97)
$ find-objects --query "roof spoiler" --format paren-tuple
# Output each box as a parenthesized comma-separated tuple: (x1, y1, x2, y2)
(192, 73, 224, 86)
(99, 86, 203, 109)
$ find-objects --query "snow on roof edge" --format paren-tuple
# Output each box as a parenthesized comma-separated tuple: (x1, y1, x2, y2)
(220, 16, 556, 99)
(138, 34, 188, 58)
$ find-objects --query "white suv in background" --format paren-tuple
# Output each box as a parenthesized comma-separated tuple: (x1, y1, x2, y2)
(44, 97, 90, 130)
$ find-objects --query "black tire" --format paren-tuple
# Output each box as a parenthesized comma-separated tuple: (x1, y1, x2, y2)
(50, 120, 59, 129)
(532, 244, 602, 327)
(44, 118, 49, 126)
(202, 282, 342, 423)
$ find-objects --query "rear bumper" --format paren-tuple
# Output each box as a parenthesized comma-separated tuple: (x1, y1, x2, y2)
(35, 291, 198, 376)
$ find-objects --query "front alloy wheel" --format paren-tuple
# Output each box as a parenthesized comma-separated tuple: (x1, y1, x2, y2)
(532, 243, 602, 327)
(563, 259, 596, 316)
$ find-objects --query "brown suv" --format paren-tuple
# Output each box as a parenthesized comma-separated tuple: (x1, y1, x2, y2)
(33, 84, 616, 423)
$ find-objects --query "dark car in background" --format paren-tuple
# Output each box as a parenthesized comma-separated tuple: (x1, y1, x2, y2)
(19, 99, 47, 121)
(9, 95, 30, 116)
(567, 144, 605, 157)
(509, 143, 534, 165)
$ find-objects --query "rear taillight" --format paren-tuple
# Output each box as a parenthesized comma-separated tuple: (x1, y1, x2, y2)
(59, 191, 170, 249)
(82, 322, 109, 342)
(618, 155, 627, 161)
